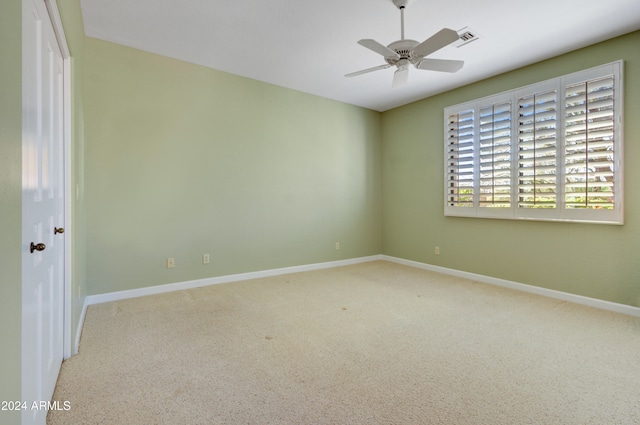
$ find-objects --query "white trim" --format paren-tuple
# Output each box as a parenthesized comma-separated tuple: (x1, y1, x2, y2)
(84, 253, 640, 318)
(73, 298, 88, 355)
(44, 0, 74, 360)
(381, 255, 640, 318)
(44, 0, 70, 58)
(62, 56, 72, 360)
(86, 255, 383, 305)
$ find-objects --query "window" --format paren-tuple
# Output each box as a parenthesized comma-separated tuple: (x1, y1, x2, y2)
(445, 61, 623, 224)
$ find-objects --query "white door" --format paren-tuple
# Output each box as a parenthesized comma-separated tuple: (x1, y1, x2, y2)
(22, 0, 65, 423)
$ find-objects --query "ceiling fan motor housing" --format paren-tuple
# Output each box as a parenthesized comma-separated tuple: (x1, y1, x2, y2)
(384, 39, 420, 65)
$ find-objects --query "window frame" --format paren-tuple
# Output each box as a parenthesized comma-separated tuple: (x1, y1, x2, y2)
(444, 61, 624, 225)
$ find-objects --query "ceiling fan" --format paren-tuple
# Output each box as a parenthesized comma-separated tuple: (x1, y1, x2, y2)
(346, 0, 464, 88)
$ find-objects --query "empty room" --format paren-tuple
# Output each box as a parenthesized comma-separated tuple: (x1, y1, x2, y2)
(2, 0, 640, 424)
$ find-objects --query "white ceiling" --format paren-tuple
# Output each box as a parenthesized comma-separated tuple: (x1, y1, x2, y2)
(80, 0, 640, 112)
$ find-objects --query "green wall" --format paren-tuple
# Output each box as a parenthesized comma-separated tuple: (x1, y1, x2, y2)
(382, 31, 640, 307)
(83, 31, 639, 307)
(0, 0, 22, 423)
(84, 38, 382, 295)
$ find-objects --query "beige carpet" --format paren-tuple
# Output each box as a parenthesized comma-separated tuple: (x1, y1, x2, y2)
(48, 261, 640, 424)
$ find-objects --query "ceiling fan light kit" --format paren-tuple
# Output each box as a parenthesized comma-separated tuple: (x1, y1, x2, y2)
(346, 0, 464, 88)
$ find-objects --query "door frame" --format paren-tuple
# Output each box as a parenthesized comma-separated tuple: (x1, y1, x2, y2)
(44, 0, 74, 360)
(43, 0, 73, 360)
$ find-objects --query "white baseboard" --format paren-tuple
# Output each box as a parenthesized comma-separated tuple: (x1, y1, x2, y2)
(73, 298, 88, 356)
(382, 255, 640, 318)
(84, 253, 640, 319)
(86, 255, 384, 306)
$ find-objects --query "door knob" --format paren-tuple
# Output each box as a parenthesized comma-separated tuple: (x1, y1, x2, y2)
(30, 242, 46, 253)
(54, 227, 65, 234)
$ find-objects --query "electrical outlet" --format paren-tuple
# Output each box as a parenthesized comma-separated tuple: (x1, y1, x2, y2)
(167, 257, 175, 269)
(335, 242, 340, 250)
(203, 253, 210, 264)
(435, 246, 440, 255)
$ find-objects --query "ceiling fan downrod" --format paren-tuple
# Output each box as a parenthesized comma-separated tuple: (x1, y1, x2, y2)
(393, 0, 410, 40)
(400, 5, 405, 40)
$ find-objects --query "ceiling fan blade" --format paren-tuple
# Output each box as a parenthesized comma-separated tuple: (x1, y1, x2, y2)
(416, 58, 464, 73)
(413, 28, 460, 58)
(358, 39, 400, 59)
(345, 64, 392, 77)
(392, 67, 409, 88)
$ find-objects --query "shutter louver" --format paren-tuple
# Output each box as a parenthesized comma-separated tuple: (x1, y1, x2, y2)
(564, 76, 615, 210)
(517, 89, 557, 209)
(447, 110, 475, 207)
(479, 102, 511, 208)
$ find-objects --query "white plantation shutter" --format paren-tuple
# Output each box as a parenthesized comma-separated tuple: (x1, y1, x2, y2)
(564, 76, 616, 210)
(443, 61, 623, 224)
(517, 88, 558, 209)
(446, 108, 475, 209)
(479, 101, 511, 208)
